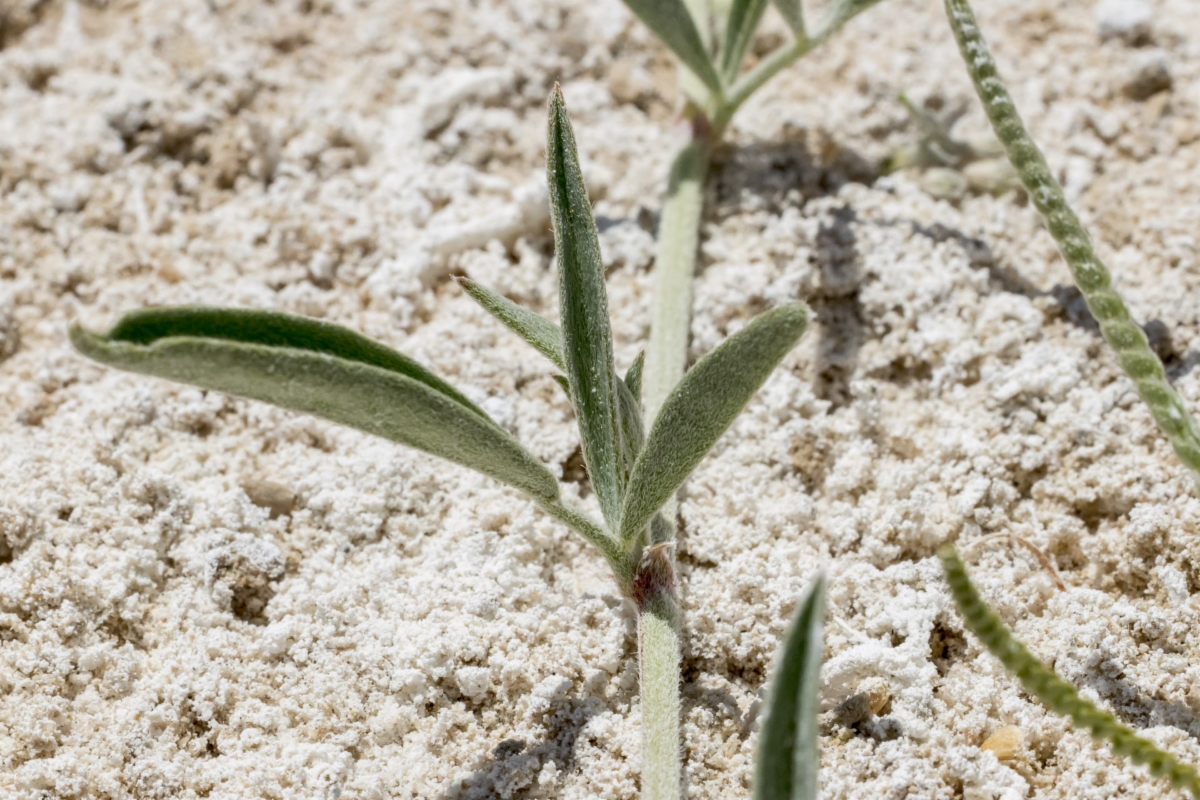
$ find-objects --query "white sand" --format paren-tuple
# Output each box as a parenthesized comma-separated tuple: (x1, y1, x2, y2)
(2, 0, 1200, 797)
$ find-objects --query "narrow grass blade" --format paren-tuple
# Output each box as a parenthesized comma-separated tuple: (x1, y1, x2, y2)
(940, 547, 1200, 799)
(625, 351, 645, 402)
(771, 0, 806, 37)
(71, 308, 560, 502)
(813, 0, 885, 39)
(547, 88, 624, 530)
(458, 277, 565, 372)
(944, 0, 1200, 492)
(721, 0, 770, 82)
(619, 0, 724, 95)
(754, 574, 825, 800)
(618, 303, 808, 546)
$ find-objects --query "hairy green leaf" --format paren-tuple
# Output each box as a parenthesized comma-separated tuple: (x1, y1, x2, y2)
(616, 373, 646, 489)
(754, 574, 825, 800)
(814, 0, 884, 39)
(457, 277, 565, 372)
(721, 0, 770, 81)
(620, 0, 724, 95)
(71, 308, 560, 502)
(625, 351, 645, 403)
(940, 547, 1200, 798)
(619, 302, 809, 546)
(548, 88, 625, 530)
(771, 0, 806, 36)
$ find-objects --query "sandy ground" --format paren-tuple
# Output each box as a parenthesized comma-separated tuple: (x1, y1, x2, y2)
(1, 0, 1200, 797)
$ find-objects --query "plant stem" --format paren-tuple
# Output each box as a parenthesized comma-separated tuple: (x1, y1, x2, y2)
(944, 0, 1200, 491)
(715, 34, 815, 133)
(645, 133, 712, 427)
(635, 545, 683, 800)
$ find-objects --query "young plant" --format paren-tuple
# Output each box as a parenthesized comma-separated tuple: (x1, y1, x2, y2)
(615, 0, 886, 428)
(940, 547, 1200, 798)
(70, 88, 810, 800)
(753, 574, 826, 800)
(942, 0, 1200, 489)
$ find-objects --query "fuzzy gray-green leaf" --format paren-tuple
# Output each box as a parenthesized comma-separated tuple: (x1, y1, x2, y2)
(814, 0, 884, 39)
(618, 302, 809, 546)
(458, 277, 565, 372)
(771, 0, 806, 36)
(625, 351, 645, 403)
(547, 89, 624, 530)
(722, 0, 770, 81)
(620, 0, 724, 95)
(754, 574, 825, 800)
(71, 308, 560, 502)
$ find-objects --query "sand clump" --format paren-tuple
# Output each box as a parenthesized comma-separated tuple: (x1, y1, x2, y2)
(1, 0, 1200, 797)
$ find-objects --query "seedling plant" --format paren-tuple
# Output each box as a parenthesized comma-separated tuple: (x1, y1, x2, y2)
(73, 89, 824, 800)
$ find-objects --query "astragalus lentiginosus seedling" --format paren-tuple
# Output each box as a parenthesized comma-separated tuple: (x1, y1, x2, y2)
(71, 88, 810, 800)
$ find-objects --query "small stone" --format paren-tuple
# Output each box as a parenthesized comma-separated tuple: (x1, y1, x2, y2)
(1122, 50, 1172, 101)
(1095, 0, 1152, 45)
(242, 479, 296, 518)
(919, 167, 967, 201)
(980, 725, 1024, 761)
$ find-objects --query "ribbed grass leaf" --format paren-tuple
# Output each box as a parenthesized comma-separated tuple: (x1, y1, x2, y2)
(457, 277, 565, 372)
(754, 574, 825, 800)
(620, 0, 724, 95)
(721, 0, 770, 81)
(71, 308, 560, 502)
(548, 88, 624, 530)
(618, 302, 809, 546)
(772, 0, 806, 36)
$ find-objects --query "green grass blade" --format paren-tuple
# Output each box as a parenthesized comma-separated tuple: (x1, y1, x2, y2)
(940, 547, 1200, 799)
(547, 88, 625, 530)
(71, 311, 561, 502)
(618, 302, 808, 547)
(457, 277, 565, 372)
(625, 351, 645, 403)
(943, 0, 1200, 492)
(619, 0, 724, 95)
(771, 0, 806, 37)
(754, 574, 825, 800)
(721, 0, 771, 82)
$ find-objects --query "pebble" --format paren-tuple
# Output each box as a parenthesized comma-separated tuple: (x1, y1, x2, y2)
(1095, 0, 1152, 45)
(1122, 50, 1173, 100)
(980, 726, 1024, 761)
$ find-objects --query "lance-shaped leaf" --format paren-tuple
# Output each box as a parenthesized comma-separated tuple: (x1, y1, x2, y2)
(813, 0, 885, 39)
(721, 0, 771, 81)
(753, 574, 825, 800)
(625, 351, 645, 403)
(616, 373, 646, 489)
(71, 307, 561, 502)
(458, 277, 565, 372)
(620, 0, 724, 95)
(618, 302, 809, 546)
(548, 88, 625, 530)
(772, 0, 806, 37)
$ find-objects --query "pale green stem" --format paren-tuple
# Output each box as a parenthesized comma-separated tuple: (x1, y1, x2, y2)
(941, 547, 1200, 798)
(944, 0, 1200, 491)
(635, 547, 683, 800)
(645, 136, 712, 427)
(538, 498, 633, 590)
(715, 33, 816, 133)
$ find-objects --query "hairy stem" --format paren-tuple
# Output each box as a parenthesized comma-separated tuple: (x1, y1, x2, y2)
(645, 134, 712, 428)
(940, 547, 1200, 798)
(635, 545, 683, 800)
(944, 0, 1200, 490)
